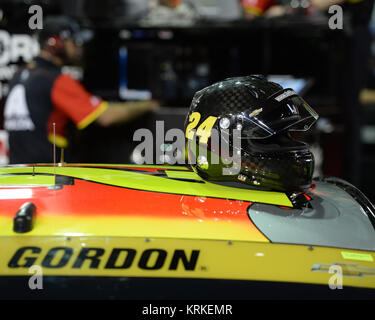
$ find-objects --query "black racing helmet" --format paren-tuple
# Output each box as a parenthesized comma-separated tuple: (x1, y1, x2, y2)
(185, 75, 319, 193)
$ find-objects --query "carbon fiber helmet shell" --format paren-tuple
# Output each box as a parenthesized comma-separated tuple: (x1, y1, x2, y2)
(185, 75, 319, 193)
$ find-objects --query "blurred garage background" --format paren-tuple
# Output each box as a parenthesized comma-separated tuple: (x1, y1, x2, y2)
(0, 0, 375, 202)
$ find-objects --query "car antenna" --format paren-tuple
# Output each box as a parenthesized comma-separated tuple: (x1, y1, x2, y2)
(53, 122, 56, 178)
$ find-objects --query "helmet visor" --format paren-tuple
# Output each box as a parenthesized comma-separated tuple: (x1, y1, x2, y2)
(239, 89, 319, 139)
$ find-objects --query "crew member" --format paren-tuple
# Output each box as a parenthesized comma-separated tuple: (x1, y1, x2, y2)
(3, 16, 159, 164)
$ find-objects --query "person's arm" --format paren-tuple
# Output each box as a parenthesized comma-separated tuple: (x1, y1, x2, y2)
(96, 100, 160, 127)
(51, 73, 159, 129)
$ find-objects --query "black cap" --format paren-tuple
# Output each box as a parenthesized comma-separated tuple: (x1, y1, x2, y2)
(38, 15, 92, 47)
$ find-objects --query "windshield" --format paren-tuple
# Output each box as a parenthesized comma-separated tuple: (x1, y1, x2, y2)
(248, 180, 375, 251)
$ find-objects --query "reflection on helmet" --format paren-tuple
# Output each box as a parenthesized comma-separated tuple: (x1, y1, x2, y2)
(184, 75, 319, 193)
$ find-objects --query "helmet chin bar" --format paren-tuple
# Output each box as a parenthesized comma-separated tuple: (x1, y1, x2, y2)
(232, 138, 314, 193)
(191, 131, 314, 194)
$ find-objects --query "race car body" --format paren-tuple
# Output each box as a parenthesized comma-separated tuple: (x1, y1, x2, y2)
(0, 164, 374, 299)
